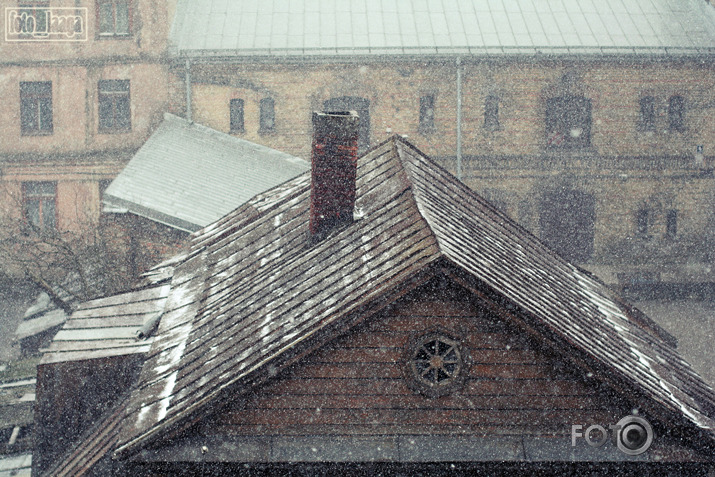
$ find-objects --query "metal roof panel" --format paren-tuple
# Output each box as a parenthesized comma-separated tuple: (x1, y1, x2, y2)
(103, 114, 308, 231)
(170, 0, 715, 57)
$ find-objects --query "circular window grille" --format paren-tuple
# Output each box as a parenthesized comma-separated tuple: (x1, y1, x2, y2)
(409, 334, 463, 391)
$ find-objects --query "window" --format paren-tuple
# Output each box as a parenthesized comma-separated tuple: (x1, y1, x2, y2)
(419, 94, 435, 132)
(639, 96, 656, 131)
(407, 332, 465, 397)
(98, 0, 130, 36)
(229, 99, 245, 133)
(545, 95, 591, 148)
(17, 1, 50, 37)
(98, 80, 131, 132)
(20, 81, 53, 135)
(23, 182, 57, 231)
(259, 97, 275, 133)
(484, 95, 500, 131)
(668, 95, 685, 132)
(636, 208, 650, 239)
(666, 209, 678, 239)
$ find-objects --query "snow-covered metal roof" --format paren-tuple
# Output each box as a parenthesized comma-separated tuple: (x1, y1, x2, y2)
(170, 0, 715, 58)
(39, 285, 171, 365)
(103, 114, 309, 232)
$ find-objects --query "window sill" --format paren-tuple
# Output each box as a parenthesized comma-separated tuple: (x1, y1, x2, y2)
(230, 128, 245, 134)
(21, 130, 53, 137)
(97, 33, 132, 40)
(98, 128, 132, 134)
(258, 128, 276, 135)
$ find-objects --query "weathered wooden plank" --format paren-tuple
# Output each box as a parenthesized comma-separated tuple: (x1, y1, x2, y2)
(173, 203, 435, 388)
(71, 299, 167, 319)
(41, 346, 151, 365)
(73, 285, 168, 311)
(53, 327, 140, 341)
(260, 377, 597, 398)
(333, 331, 525, 351)
(194, 189, 423, 338)
(217, 407, 618, 428)
(204, 423, 577, 437)
(63, 315, 149, 329)
(170, 232, 439, 412)
(308, 346, 540, 365)
(241, 393, 603, 412)
(44, 338, 143, 352)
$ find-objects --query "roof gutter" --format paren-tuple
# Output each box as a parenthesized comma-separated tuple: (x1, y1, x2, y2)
(456, 56, 462, 181)
(169, 46, 715, 65)
(185, 58, 192, 123)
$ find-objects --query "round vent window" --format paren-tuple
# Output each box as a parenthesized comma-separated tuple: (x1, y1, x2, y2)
(408, 333, 465, 396)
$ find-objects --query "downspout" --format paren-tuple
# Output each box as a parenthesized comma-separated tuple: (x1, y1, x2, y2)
(185, 58, 192, 123)
(456, 57, 463, 181)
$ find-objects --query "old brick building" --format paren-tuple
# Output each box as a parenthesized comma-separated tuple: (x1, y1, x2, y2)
(0, 0, 174, 246)
(168, 0, 715, 292)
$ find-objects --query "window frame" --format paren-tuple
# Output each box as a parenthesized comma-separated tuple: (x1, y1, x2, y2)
(259, 97, 275, 134)
(545, 95, 592, 149)
(418, 94, 435, 133)
(20, 81, 53, 136)
(98, 79, 131, 133)
(668, 95, 685, 132)
(96, 0, 130, 38)
(483, 94, 501, 131)
(23, 181, 57, 232)
(639, 96, 656, 132)
(404, 330, 468, 398)
(666, 209, 678, 239)
(17, 1, 51, 37)
(636, 207, 650, 240)
(229, 98, 245, 133)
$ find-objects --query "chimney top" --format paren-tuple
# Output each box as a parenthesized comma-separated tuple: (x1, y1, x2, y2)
(309, 111, 360, 240)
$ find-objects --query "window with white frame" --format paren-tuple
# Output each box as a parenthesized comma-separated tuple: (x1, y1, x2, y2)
(97, 0, 129, 36)
(98, 80, 131, 132)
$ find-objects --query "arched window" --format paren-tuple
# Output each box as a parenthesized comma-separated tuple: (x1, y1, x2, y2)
(259, 97, 275, 133)
(419, 94, 435, 132)
(230, 99, 244, 133)
(668, 95, 685, 132)
(484, 95, 500, 131)
(639, 96, 655, 131)
(545, 95, 591, 149)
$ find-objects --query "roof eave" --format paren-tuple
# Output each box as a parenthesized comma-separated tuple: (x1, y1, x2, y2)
(171, 47, 715, 64)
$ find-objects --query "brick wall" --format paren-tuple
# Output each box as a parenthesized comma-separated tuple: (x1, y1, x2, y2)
(172, 58, 715, 286)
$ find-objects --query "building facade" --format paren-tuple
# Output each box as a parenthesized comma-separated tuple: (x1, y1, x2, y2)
(0, 0, 174, 246)
(168, 0, 715, 292)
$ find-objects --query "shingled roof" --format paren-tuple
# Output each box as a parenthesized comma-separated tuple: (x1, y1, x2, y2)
(101, 136, 715, 460)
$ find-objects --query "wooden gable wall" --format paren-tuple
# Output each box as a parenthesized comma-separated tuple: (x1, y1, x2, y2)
(201, 278, 628, 439)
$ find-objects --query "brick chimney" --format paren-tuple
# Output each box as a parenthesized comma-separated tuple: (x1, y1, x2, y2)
(310, 111, 360, 239)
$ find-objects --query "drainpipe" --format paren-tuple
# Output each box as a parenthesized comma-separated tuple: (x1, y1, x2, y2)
(185, 58, 192, 123)
(456, 57, 463, 181)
